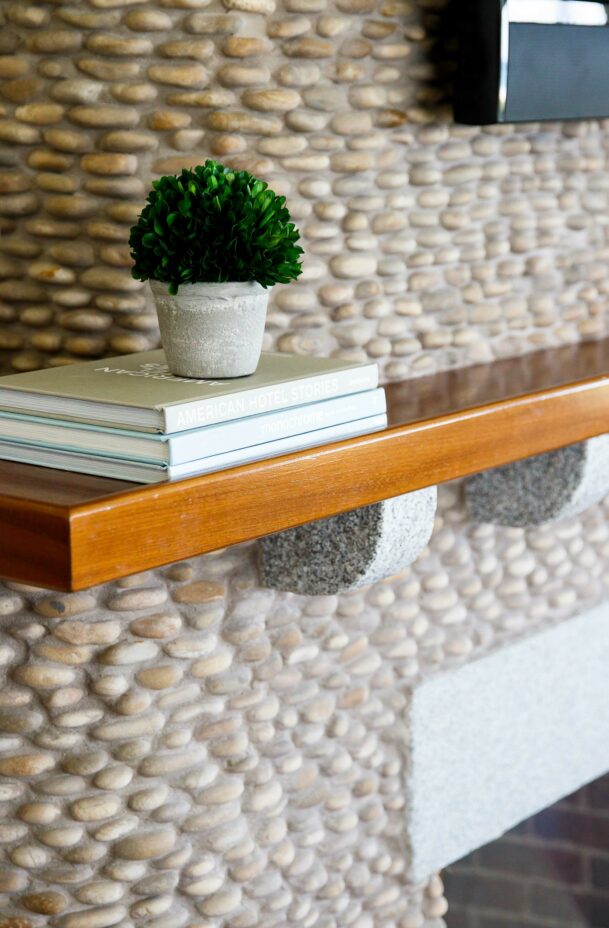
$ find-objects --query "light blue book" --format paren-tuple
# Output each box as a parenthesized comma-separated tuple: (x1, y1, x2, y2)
(0, 389, 387, 465)
(0, 414, 388, 484)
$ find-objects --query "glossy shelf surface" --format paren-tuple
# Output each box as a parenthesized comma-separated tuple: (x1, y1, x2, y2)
(3, 337, 609, 590)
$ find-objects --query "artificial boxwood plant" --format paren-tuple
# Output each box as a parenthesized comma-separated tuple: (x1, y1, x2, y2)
(130, 160, 303, 295)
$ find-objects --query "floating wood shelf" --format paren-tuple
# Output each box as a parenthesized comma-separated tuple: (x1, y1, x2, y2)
(4, 337, 609, 592)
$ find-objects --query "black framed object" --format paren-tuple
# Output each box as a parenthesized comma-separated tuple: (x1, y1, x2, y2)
(455, 0, 609, 124)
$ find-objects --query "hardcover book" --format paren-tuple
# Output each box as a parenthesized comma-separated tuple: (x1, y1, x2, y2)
(0, 350, 379, 433)
(0, 389, 386, 465)
(0, 414, 388, 484)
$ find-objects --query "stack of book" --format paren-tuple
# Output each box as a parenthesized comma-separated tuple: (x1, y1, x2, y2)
(0, 350, 387, 483)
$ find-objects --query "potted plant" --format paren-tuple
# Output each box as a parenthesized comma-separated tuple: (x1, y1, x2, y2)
(129, 160, 303, 379)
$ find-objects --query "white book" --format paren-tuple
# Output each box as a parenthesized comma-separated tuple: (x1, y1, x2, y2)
(0, 349, 379, 433)
(0, 414, 388, 484)
(0, 389, 386, 465)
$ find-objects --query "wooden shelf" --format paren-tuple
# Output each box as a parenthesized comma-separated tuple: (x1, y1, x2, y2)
(4, 337, 609, 591)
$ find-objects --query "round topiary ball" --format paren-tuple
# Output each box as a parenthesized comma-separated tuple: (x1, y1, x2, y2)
(130, 160, 304, 295)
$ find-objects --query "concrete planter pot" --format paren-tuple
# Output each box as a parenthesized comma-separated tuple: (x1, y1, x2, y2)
(150, 279, 269, 379)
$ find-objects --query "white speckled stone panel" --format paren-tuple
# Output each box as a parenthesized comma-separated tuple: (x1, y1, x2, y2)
(407, 601, 609, 883)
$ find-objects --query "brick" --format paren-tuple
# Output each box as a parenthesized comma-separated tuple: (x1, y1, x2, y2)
(445, 904, 477, 928)
(528, 882, 585, 923)
(477, 915, 535, 928)
(557, 786, 589, 809)
(475, 836, 584, 885)
(509, 818, 536, 838)
(591, 855, 609, 891)
(533, 808, 609, 851)
(584, 892, 609, 927)
(530, 885, 609, 926)
(442, 870, 527, 913)
(584, 778, 609, 810)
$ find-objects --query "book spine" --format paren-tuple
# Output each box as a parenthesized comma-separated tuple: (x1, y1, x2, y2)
(167, 413, 388, 479)
(0, 442, 165, 483)
(162, 364, 379, 433)
(167, 388, 386, 465)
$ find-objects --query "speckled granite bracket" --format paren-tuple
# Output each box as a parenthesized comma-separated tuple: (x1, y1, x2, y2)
(465, 434, 609, 527)
(257, 486, 437, 594)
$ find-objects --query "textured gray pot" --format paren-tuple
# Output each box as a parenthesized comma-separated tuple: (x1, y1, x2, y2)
(150, 279, 269, 379)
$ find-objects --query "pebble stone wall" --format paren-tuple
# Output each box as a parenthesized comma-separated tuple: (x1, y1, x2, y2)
(3, 485, 609, 926)
(2, 1, 609, 926)
(1, 0, 609, 376)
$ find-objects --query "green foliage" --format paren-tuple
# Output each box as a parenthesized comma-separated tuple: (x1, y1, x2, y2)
(130, 160, 303, 295)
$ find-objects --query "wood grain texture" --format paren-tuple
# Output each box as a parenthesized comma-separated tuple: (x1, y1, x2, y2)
(3, 338, 609, 590)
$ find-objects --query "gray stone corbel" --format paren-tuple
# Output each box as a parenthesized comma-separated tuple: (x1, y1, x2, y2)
(257, 486, 437, 594)
(465, 434, 609, 527)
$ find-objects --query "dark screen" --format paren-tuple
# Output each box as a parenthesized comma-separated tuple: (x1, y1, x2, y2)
(505, 22, 609, 121)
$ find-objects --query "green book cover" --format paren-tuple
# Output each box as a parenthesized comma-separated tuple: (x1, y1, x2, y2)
(0, 350, 379, 433)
